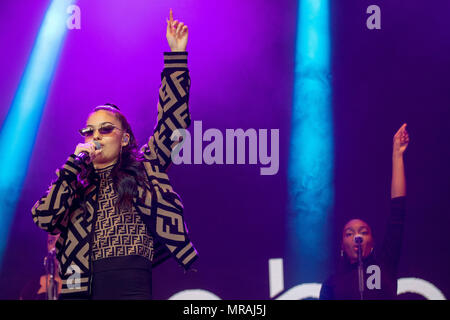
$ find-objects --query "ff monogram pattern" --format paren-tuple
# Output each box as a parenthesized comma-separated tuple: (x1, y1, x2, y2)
(91, 166, 154, 262)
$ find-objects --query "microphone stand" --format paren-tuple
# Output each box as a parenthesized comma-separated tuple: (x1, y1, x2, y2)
(43, 249, 58, 300)
(356, 239, 364, 300)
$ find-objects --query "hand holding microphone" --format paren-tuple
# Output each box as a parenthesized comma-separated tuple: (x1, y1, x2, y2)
(74, 141, 102, 165)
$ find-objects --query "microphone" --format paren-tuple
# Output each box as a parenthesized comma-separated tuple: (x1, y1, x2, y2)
(74, 141, 101, 165)
(354, 234, 364, 299)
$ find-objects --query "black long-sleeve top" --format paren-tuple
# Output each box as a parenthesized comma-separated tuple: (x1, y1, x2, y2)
(319, 196, 406, 300)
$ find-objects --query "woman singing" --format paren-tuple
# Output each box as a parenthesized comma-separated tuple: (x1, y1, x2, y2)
(31, 10, 198, 300)
(320, 123, 409, 299)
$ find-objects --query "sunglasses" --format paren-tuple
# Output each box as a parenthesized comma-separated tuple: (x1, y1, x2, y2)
(79, 123, 122, 137)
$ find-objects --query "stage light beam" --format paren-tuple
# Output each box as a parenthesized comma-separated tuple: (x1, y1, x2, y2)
(0, 0, 74, 265)
(288, 0, 333, 283)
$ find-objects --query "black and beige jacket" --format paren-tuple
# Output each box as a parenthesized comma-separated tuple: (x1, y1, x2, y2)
(31, 52, 198, 299)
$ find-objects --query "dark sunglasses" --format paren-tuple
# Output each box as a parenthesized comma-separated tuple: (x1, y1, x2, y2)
(79, 124, 122, 137)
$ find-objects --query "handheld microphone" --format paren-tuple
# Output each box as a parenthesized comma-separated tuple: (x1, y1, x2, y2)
(354, 235, 363, 245)
(74, 141, 101, 165)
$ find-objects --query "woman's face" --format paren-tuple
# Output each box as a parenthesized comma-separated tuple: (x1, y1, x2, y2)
(341, 219, 374, 263)
(85, 110, 129, 169)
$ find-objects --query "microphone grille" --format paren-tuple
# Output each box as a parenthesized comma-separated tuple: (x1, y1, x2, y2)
(354, 235, 363, 244)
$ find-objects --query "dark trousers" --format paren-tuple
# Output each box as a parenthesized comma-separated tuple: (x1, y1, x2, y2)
(91, 268, 152, 300)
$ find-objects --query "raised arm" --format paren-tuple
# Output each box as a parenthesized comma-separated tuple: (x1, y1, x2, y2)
(391, 123, 409, 198)
(141, 9, 191, 172)
(380, 124, 409, 270)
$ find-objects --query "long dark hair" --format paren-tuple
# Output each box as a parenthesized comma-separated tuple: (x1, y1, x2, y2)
(79, 103, 149, 212)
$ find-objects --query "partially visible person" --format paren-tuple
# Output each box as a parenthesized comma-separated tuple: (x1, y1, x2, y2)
(320, 123, 409, 299)
(20, 234, 62, 300)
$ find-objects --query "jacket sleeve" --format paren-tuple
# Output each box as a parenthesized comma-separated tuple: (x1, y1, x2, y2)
(134, 179, 198, 271)
(379, 196, 406, 272)
(140, 51, 191, 172)
(152, 186, 198, 270)
(31, 155, 84, 234)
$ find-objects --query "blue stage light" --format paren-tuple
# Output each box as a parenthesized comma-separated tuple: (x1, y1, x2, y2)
(0, 0, 74, 265)
(288, 0, 333, 282)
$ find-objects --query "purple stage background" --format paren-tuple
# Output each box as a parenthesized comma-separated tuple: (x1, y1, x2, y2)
(0, 0, 449, 299)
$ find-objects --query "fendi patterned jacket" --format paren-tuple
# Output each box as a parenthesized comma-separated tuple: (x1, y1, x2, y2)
(31, 52, 198, 299)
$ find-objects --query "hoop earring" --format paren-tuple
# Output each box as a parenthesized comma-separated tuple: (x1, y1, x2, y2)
(340, 249, 344, 257)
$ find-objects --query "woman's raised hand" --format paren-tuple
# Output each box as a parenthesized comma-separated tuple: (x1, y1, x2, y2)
(393, 123, 410, 156)
(166, 9, 188, 52)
